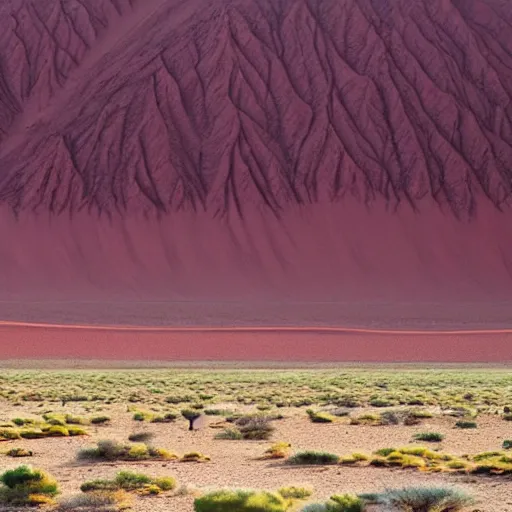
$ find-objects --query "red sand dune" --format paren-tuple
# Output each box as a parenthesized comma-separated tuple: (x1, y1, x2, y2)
(1, 322, 511, 362)
(0, 0, 512, 360)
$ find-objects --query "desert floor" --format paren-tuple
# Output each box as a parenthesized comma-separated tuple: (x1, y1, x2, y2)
(1, 367, 512, 511)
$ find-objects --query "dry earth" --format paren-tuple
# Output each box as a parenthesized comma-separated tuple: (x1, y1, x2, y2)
(1, 402, 511, 511)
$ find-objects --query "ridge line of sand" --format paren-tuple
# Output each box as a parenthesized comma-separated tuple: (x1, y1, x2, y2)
(1, 320, 512, 335)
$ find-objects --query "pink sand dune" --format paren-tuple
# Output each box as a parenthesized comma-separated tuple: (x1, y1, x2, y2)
(0, 0, 512, 361)
(1, 323, 511, 362)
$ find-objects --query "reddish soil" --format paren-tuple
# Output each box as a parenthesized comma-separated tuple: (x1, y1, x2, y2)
(2, 322, 511, 362)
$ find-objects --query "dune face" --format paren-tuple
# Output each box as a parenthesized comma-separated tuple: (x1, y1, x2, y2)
(0, 0, 511, 307)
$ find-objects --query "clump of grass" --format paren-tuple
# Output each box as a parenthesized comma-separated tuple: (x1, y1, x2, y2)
(287, 451, 340, 465)
(340, 453, 369, 465)
(503, 440, 512, 450)
(360, 486, 473, 512)
(90, 415, 111, 425)
(81, 471, 176, 496)
(0, 465, 59, 506)
(215, 428, 243, 440)
(77, 440, 176, 462)
(194, 489, 288, 512)
(6, 448, 33, 458)
(454, 421, 477, 429)
(204, 408, 233, 416)
(277, 486, 313, 500)
(413, 432, 445, 443)
(368, 398, 394, 407)
(306, 409, 335, 423)
(0, 428, 21, 441)
(502, 414, 512, 421)
(349, 413, 381, 425)
(128, 432, 154, 443)
(262, 442, 292, 459)
(180, 452, 210, 462)
(150, 412, 177, 423)
(301, 493, 363, 512)
(237, 416, 275, 440)
(56, 489, 132, 511)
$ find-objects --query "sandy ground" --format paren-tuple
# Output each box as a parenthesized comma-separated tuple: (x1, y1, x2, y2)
(1, 404, 511, 511)
(1, 322, 512, 362)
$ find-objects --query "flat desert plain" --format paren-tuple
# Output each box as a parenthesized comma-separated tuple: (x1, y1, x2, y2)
(0, 368, 511, 511)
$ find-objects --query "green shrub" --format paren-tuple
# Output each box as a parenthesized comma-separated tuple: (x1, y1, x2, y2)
(287, 451, 340, 465)
(379, 411, 400, 425)
(90, 415, 111, 424)
(80, 479, 118, 492)
(503, 414, 512, 421)
(115, 471, 152, 490)
(19, 429, 46, 439)
(503, 440, 512, 450)
(454, 421, 477, 429)
(150, 412, 177, 423)
(6, 448, 33, 458)
(369, 398, 393, 407)
(306, 409, 334, 423)
(330, 494, 364, 512)
(181, 452, 210, 462)
(128, 432, 154, 443)
(64, 414, 88, 425)
(194, 489, 288, 512)
(0, 428, 21, 441)
(361, 486, 473, 512)
(153, 477, 176, 491)
(277, 486, 313, 499)
(0, 465, 59, 506)
(68, 426, 88, 436)
(262, 442, 292, 459)
(77, 439, 174, 461)
(46, 425, 69, 437)
(300, 494, 362, 512)
(237, 417, 275, 440)
(81, 471, 177, 494)
(215, 428, 243, 440)
(413, 432, 444, 442)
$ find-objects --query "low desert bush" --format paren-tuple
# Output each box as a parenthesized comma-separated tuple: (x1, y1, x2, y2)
(180, 452, 210, 462)
(262, 442, 292, 459)
(287, 451, 340, 465)
(77, 440, 175, 461)
(57, 490, 132, 511)
(237, 417, 275, 440)
(91, 415, 111, 425)
(306, 409, 335, 423)
(413, 432, 444, 442)
(0, 465, 59, 506)
(278, 486, 313, 500)
(215, 427, 243, 440)
(300, 494, 363, 512)
(503, 440, 512, 450)
(128, 432, 154, 443)
(6, 448, 33, 457)
(150, 412, 178, 423)
(194, 489, 288, 512)
(360, 486, 473, 512)
(81, 471, 177, 494)
(0, 428, 21, 441)
(454, 421, 477, 429)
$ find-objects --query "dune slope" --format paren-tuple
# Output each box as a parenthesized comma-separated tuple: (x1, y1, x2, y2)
(0, 0, 511, 309)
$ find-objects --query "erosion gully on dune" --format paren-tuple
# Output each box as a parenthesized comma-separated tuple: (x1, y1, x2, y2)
(0, 0, 511, 359)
